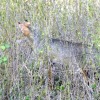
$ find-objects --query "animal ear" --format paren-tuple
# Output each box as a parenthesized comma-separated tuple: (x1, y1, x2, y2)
(18, 22, 21, 24)
(24, 22, 31, 27)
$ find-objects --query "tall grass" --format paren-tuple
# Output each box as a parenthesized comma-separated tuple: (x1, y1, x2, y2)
(0, 0, 100, 100)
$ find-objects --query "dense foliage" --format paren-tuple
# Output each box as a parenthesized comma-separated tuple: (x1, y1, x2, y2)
(0, 0, 100, 100)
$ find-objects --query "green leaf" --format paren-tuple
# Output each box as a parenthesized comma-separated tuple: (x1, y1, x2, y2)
(25, 96, 30, 100)
(60, 85, 65, 90)
(92, 83, 96, 89)
(39, 50, 43, 54)
(2, 57, 8, 62)
(42, 32, 45, 36)
(4, 44, 10, 49)
(56, 86, 60, 90)
(0, 45, 6, 51)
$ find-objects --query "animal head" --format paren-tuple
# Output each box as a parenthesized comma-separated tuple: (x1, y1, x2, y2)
(18, 21, 31, 36)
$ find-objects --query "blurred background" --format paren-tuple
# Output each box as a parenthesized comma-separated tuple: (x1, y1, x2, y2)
(0, 0, 100, 100)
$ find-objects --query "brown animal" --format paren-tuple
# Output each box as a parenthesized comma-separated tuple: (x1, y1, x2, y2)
(18, 21, 31, 36)
(18, 21, 33, 43)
